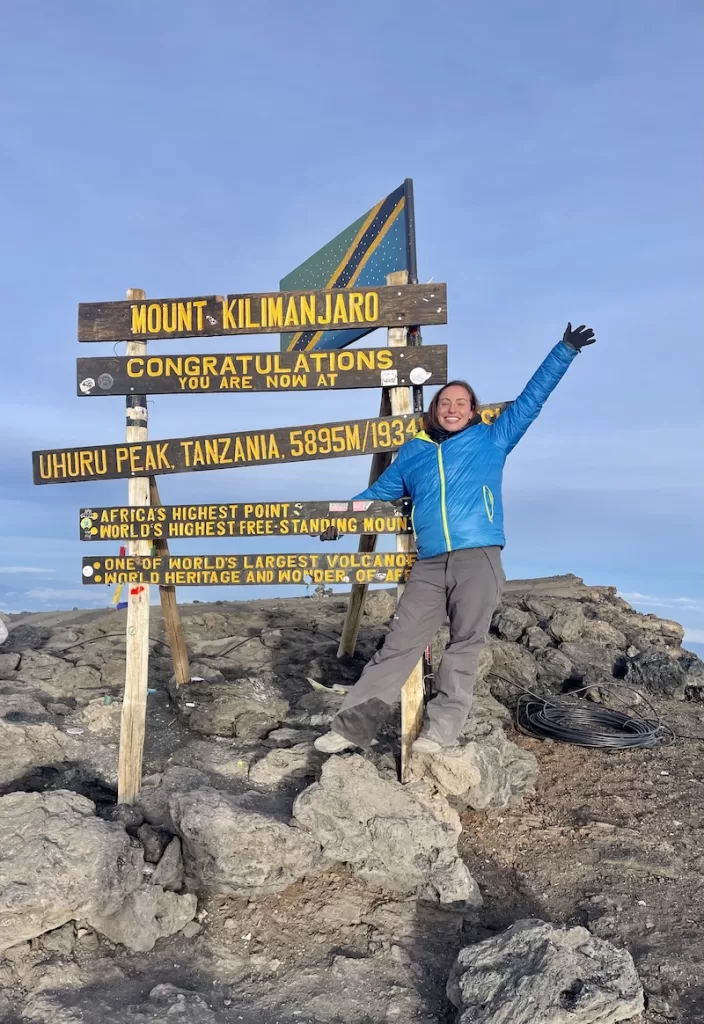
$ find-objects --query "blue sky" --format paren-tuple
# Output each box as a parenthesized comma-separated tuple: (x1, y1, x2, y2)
(1, 1, 702, 645)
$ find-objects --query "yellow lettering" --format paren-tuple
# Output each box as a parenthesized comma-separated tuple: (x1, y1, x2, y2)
(293, 353, 310, 373)
(222, 299, 237, 330)
(244, 298, 260, 328)
(318, 292, 332, 325)
(177, 302, 192, 332)
(127, 358, 143, 378)
(131, 305, 147, 333)
(267, 296, 283, 326)
(333, 294, 349, 324)
(376, 349, 393, 369)
(284, 297, 299, 326)
(147, 303, 161, 333)
(193, 300, 207, 331)
(300, 295, 315, 325)
(364, 291, 379, 322)
(162, 303, 177, 333)
(348, 293, 364, 322)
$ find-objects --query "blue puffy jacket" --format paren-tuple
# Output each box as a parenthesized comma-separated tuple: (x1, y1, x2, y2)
(353, 341, 578, 558)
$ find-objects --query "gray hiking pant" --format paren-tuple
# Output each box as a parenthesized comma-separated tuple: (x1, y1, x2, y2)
(332, 546, 504, 748)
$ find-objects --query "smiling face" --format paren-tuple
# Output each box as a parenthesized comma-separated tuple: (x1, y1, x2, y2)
(436, 384, 475, 431)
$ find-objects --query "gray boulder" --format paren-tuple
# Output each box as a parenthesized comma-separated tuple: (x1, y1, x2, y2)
(15, 650, 104, 703)
(363, 589, 396, 620)
(151, 837, 184, 891)
(448, 918, 644, 1023)
(548, 605, 586, 643)
(535, 647, 573, 690)
(177, 675, 289, 738)
(410, 726, 538, 812)
(249, 743, 323, 787)
(627, 648, 688, 700)
(88, 886, 197, 952)
(522, 625, 552, 652)
(170, 787, 322, 896)
(293, 755, 481, 908)
(483, 638, 538, 701)
(0, 714, 83, 790)
(0, 790, 142, 952)
(136, 767, 211, 830)
(559, 640, 621, 688)
(492, 606, 534, 642)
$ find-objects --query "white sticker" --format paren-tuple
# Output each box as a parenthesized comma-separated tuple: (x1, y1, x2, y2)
(380, 369, 398, 386)
(328, 502, 348, 512)
(352, 501, 371, 511)
(79, 377, 95, 394)
(409, 367, 432, 385)
(82, 566, 94, 577)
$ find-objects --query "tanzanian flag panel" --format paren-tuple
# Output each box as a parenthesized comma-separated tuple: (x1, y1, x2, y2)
(280, 181, 411, 352)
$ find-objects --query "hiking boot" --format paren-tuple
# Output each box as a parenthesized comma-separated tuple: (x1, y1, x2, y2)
(314, 731, 357, 754)
(412, 735, 442, 754)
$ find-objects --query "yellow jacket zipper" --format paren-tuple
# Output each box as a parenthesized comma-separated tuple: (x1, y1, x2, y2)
(436, 446, 452, 551)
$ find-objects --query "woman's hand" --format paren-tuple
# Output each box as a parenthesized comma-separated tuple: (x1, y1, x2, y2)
(563, 323, 595, 351)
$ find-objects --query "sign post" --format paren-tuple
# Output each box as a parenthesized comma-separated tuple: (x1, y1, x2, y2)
(117, 288, 152, 805)
(149, 477, 190, 688)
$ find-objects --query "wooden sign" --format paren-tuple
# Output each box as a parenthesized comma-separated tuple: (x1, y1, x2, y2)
(76, 345, 448, 397)
(82, 551, 417, 587)
(32, 405, 508, 485)
(78, 283, 448, 343)
(79, 499, 413, 541)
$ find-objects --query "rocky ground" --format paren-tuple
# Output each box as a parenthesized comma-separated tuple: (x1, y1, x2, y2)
(0, 575, 703, 1023)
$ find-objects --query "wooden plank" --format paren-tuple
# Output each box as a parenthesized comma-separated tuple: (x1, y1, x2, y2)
(34, 405, 508, 485)
(117, 288, 151, 806)
(149, 477, 190, 689)
(77, 283, 448, 342)
(76, 344, 448, 397)
(79, 499, 412, 542)
(81, 551, 417, 587)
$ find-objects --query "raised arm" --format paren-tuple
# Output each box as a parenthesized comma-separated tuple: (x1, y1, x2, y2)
(489, 323, 595, 453)
(352, 457, 407, 502)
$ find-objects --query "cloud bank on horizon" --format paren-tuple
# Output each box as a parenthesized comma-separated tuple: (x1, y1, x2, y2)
(0, 1, 701, 645)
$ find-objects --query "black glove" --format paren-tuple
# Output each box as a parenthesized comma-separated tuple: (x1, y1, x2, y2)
(563, 322, 595, 351)
(320, 525, 339, 542)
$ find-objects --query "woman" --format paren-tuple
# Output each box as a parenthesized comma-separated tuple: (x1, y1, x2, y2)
(314, 323, 596, 755)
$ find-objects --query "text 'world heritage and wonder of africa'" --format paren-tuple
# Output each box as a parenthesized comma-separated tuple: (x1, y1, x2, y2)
(82, 551, 417, 587)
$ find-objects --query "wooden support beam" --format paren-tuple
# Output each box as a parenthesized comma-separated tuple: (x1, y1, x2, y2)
(148, 477, 190, 687)
(117, 288, 151, 805)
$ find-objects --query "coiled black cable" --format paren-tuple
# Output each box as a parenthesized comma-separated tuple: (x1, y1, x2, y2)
(515, 682, 674, 750)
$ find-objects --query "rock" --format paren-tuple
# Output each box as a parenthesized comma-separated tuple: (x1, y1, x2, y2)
(249, 743, 323, 787)
(38, 921, 76, 954)
(363, 589, 396, 620)
(147, 983, 216, 1022)
(151, 837, 184, 892)
(548, 605, 586, 643)
(677, 649, 704, 689)
(0, 691, 50, 722)
(15, 651, 103, 703)
(180, 920, 202, 938)
(559, 640, 621, 687)
(627, 648, 688, 700)
(295, 689, 346, 727)
(293, 755, 481, 908)
(170, 787, 322, 896)
(447, 918, 644, 1023)
(169, 739, 258, 781)
(535, 647, 573, 689)
(582, 619, 628, 648)
(136, 767, 210, 830)
(522, 625, 552, 652)
(482, 638, 538, 701)
(0, 789, 142, 952)
(105, 803, 144, 832)
(264, 726, 320, 748)
(178, 676, 289, 738)
(0, 651, 20, 675)
(89, 886, 197, 952)
(78, 700, 122, 736)
(492, 606, 534, 642)
(0, 716, 83, 790)
(410, 729, 538, 812)
(137, 823, 167, 863)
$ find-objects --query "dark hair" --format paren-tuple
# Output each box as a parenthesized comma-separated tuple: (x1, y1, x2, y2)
(425, 380, 480, 431)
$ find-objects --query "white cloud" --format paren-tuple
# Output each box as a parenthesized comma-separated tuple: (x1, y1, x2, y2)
(685, 629, 704, 644)
(25, 588, 107, 604)
(620, 592, 704, 614)
(0, 566, 56, 574)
